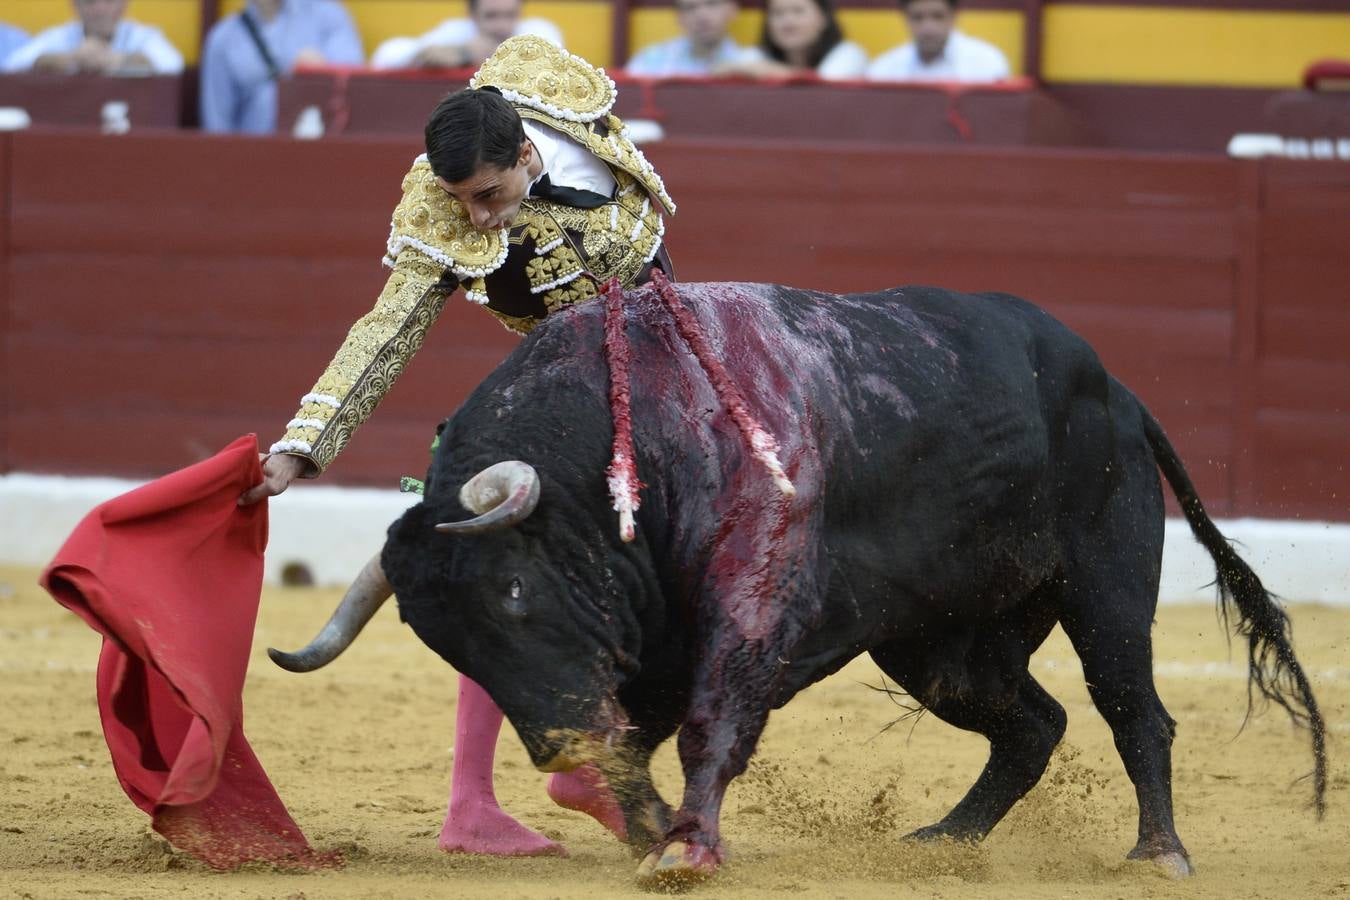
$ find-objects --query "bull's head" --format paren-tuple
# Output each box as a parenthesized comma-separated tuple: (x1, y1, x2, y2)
(271, 459, 640, 772)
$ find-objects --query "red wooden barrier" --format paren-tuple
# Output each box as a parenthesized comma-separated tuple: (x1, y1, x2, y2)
(2, 130, 1347, 521)
(274, 71, 1093, 148)
(0, 74, 185, 129)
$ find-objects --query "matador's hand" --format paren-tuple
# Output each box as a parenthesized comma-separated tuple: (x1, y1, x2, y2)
(239, 453, 308, 506)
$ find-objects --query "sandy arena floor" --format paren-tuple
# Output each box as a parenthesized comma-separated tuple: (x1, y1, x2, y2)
(1, 563, 1347, 899)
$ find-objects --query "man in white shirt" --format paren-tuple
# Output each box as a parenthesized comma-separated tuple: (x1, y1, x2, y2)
(371, 0, 562, 70)
(2, 0, 184, 74)
(626, 0, 751, 78)
(866, 0, 1009, 83)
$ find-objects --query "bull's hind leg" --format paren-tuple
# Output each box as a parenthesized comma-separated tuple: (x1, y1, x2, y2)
(1056, 436, 1192, 877)
(870, 599, 1064, 843)
(1058, 589, 1191, 877)
(907, 674, 1066, 843)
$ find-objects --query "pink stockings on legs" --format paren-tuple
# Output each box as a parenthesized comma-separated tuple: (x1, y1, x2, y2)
(437, 675, 626, 855)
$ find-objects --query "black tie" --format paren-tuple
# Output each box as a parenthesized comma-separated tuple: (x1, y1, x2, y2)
(528, 173, 611, 209)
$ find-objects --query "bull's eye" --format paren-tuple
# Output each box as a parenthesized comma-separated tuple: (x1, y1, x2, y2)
(503, 577, 527, 619)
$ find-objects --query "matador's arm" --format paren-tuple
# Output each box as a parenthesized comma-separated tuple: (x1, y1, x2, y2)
(266, 153, 512, 476)
(269, 251, 458, 476)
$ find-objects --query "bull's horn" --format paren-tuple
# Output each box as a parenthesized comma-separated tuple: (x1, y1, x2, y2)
(436, 460, 540, 535)
(268, 553, 392, 672)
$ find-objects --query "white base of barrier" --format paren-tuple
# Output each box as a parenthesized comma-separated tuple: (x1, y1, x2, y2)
(2, 473, 1347, 604)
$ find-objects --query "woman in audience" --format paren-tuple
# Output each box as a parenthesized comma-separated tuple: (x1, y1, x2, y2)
(716, 0, 866, 81)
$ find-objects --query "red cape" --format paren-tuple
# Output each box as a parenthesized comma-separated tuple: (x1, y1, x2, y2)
(40, 435, 336, 870)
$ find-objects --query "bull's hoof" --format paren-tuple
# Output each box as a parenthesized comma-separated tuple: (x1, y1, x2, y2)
(635, 840, 721, 891)
(1127, 847, 1194, 879)
(903, 823, 980, 844)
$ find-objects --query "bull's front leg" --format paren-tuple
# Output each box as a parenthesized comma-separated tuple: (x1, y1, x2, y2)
(635, 671, 774, 888)
(634, 474, 818, 887)
(587, 744, 674, 850)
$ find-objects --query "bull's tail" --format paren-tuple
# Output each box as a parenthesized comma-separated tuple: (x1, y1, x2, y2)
(1141, 403, 1327, 818)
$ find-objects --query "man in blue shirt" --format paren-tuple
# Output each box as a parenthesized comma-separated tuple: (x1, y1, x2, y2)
(625, 0, 752, 77)
(0, 22, 30, 67)
(200, 0, 363, 134)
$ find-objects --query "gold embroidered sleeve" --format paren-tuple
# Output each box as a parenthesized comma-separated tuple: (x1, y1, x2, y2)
(271, 251, 454, 475)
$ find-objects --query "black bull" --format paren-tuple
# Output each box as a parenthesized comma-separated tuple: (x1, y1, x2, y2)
(275, 282, 1325, 886)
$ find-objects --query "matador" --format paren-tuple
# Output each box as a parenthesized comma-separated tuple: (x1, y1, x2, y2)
(240, 34, 676, 858)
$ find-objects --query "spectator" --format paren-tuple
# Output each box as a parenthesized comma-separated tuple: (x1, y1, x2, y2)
(866, 0, 1009, 82)
(625, 0, 752, 77)
(200, 0, 363, 134)
(716, 0, 866, 81)
(0, 23, 29, 67)
(2, 0, 183, 75)
(370, 0, 562, 70)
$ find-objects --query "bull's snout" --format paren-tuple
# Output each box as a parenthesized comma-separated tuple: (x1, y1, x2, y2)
(523, 695, 632, 772)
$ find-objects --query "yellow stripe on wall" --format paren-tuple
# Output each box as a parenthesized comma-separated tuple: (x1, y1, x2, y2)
(628, 8, 1023, 75)
(1043, 6, 1350, 88)
(6, 0, 77, 34)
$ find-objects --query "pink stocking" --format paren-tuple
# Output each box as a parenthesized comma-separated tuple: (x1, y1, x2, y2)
(547, 765, 628, 842)
(438, 675, 564, 856)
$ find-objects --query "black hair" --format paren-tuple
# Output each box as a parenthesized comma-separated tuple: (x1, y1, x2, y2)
(899, 0, 958, 8)
(761, 0, 846, 70)
(424, 87, 525, 184)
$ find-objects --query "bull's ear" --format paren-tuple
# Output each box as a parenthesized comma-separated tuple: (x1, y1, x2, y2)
(386, 500, 431, 543)
(381, 502, 449, 605)
(383, 502, 435, 575)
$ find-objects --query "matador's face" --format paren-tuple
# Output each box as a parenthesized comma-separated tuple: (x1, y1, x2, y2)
(436, 139, 538, 232)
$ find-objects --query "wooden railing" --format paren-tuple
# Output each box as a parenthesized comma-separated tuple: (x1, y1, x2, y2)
(3, 129, 1347, 519)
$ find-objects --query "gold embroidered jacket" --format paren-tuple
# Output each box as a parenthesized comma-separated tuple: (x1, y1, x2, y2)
(271, 35, 676, 475)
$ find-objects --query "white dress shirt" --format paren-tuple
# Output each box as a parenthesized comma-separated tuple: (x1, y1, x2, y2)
(866, 30, 1009, 83)
(625, 36, 755, 77)
(523, 119, 617, 199)
(2, 19, 184, 73)
(371, 17, 563, 69)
